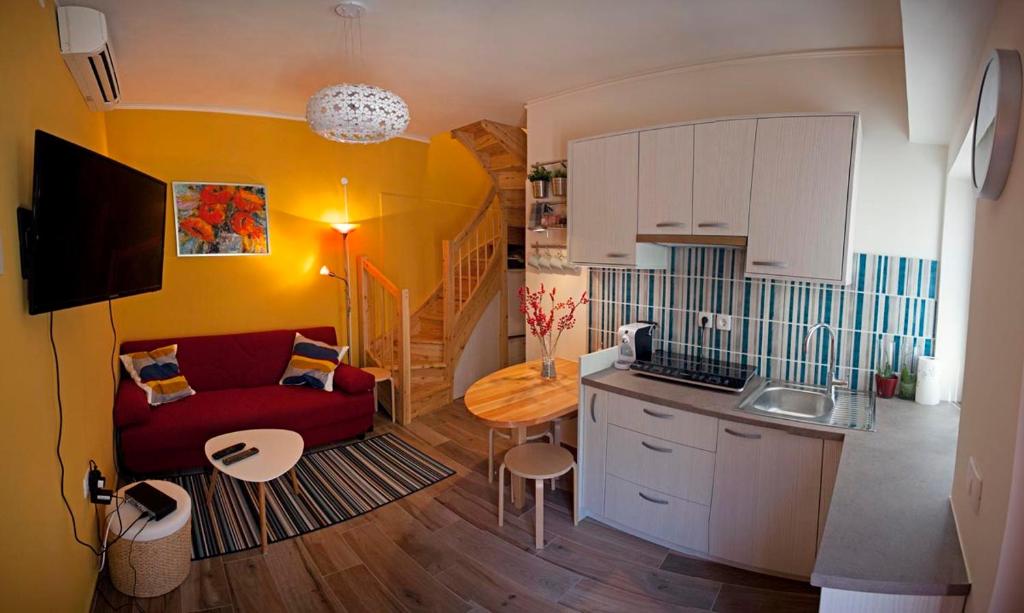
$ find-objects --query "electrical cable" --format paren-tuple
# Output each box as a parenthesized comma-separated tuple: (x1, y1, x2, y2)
(108, 298, 122, 477)
(128, 518, 152, 613)
(50, 311, 105, 557)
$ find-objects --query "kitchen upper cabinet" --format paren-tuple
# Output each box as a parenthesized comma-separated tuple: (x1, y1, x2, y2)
(568, 133, 669, 268)
(693, 119, 756, 236)
(709, 421, 823, 577)
(637, 125, 694, 236)
(746, 115, 857, 283)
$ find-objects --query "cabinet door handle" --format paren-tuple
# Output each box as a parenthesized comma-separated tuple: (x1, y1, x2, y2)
(655, 222, 686, 228)
(641, 441, 673, 453)
(697, 222, 728, 228)
(606, 252, 628, 258)
(751, 260, 789, 268)
(724, 427, 762, 440)
(638, 491, 669, 505)
(642, 408, 673, 419)
(589, 393, 597, 423)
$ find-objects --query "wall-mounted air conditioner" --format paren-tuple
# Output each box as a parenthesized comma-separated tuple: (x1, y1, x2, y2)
(57, 6, 120, 111)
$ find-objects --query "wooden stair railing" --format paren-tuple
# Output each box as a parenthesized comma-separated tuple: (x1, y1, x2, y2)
(441, 187, 508, 385)
(357, 256, 412, 424)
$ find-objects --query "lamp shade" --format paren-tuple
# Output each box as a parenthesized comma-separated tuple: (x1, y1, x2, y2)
(306, 84, 410, 144)
(332, 223, 358, 235)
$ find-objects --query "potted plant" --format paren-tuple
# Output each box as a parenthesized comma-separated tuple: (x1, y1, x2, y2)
(519, 284, 588, 379)
(875, 359, 899, 399)
(898, 364, 917, 400)
(528, 163, 552, 199)
(551, 163, 567, 197)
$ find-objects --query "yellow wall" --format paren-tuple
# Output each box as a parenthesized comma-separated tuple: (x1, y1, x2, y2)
(105, 110, 490, 348)
(0, 2, 114, 612)
(0, 4, 489, 611)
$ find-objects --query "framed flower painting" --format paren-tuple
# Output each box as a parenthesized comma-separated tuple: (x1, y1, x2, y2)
(172, 182, 271, 256)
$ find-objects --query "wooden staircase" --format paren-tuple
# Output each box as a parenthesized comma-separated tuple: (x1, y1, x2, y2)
(360, 120, 526, 424)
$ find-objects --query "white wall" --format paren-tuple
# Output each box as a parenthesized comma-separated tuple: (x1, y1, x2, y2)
(452, 294, 501, 398)
(945, 2, 1024, 611)
(525, 50, 948, 359)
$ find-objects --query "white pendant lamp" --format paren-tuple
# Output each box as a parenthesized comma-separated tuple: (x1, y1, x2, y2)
(305, 3, 409, 144)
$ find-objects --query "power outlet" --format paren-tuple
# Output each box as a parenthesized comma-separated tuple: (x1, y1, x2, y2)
(83, 468, 91, 499)
(698, 312, 714, 329)
(967, 456, 983, 515)
(715, 314, 732, 331)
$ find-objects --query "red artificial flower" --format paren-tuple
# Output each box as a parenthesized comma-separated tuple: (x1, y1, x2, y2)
(517, 284, 589, 355)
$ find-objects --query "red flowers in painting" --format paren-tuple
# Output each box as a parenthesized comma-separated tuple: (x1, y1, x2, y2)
(176, 183, 269, 255)
(518, 284, 588, 355)
(198, 202, 227, 226)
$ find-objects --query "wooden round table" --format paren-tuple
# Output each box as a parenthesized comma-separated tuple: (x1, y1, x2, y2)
(464, 358, 579, 508)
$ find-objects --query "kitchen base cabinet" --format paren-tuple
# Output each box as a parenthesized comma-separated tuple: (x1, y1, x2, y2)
(579, 386, 609, 517)
(604, 474, 710, 553)
(819, 589, 965, 613)
(709, 421, 823, 578)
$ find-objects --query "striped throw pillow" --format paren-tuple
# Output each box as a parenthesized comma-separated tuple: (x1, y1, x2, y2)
(119, 344, 196, 406)
(279, 333, 348, 392)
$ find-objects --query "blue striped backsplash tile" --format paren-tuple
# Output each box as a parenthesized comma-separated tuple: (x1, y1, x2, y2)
(587, 247, 938, 391)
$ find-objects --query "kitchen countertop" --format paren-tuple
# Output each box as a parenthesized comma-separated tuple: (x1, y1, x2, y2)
(582, 367, 970, 597)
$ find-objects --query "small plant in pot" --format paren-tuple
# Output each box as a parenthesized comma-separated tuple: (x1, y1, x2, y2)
(875, 360, 899, 399)
(528, 163, 552, 199)
(551, 163, 567, 197)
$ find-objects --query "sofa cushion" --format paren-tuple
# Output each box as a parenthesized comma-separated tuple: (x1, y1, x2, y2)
(119, 327, 338, 391)
(279, 333, 348, 391)
(144, 384, 371, 440)
(119, 344, 196, 406)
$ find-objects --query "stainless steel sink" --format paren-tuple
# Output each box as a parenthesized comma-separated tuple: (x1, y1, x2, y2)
(738, 381, 876, 431)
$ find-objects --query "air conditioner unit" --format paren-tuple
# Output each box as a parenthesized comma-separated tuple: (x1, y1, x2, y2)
(57, 6, 120, 111)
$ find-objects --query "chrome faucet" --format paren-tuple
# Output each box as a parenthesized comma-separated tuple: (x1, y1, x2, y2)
(804, 323, 847, 398)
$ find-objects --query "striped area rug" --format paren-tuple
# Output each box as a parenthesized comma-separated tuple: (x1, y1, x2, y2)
(170, 433, 454, 560)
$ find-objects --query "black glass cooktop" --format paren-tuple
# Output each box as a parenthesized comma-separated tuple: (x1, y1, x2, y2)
(629, 351, 756, 392)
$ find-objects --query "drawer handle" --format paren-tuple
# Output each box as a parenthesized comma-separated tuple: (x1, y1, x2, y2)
(641, 441, 672, 453)
(724, 427, 761, 440)
(751, 260, 789, 268)
(606, 252, 628, 258)
(697, 222, 728, 228)
(655, 222, 686, 228)
(590, 393, 597, 423)
(642, 408, 673, 419)
(638, 491, 669, 505)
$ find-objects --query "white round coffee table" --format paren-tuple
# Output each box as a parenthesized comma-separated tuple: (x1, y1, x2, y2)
(204, 429, 304, 554)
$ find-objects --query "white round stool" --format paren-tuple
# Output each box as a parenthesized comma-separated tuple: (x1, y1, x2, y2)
(362, 366, 396, 423)
(497, 443, 578, 549)
(107, 480, 192, 597)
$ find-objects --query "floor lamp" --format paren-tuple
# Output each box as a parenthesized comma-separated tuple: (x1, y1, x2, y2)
(321, 225, 357, 365)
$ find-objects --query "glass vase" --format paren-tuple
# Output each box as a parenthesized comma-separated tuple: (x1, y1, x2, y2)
(540, 356, 557, 379)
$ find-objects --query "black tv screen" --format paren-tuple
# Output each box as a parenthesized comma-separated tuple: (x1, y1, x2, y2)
(23, 130, 166, 315)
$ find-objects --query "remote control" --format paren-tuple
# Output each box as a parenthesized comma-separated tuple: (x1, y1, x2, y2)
(212, 442, 246, 460)
(222, 447, 260, 465)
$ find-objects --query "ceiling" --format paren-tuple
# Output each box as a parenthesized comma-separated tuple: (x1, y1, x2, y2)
(79, 0, 904, 138)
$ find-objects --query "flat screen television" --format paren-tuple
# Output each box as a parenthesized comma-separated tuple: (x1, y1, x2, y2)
(19, 130, 167, 315)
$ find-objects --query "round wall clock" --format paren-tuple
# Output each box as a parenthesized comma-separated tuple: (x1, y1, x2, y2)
(973, 49, 1023, 200)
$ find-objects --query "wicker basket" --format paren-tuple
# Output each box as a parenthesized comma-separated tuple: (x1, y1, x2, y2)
(109, 517, 192, 597)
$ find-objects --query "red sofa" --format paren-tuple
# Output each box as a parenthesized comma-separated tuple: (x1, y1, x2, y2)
(115, 327, 375, 474)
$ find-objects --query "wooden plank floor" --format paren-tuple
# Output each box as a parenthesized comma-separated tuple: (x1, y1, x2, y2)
(92, 400, 820, 613)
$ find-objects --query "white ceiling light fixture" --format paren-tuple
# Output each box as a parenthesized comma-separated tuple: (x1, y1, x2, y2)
(305, 2, 409, 144)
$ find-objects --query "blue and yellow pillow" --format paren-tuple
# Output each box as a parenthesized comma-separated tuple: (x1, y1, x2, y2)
(279, 333, 348, 392)
(120, 344, 196, 406)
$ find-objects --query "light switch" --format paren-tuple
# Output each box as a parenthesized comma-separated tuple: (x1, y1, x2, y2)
(967, 456, 983, 515)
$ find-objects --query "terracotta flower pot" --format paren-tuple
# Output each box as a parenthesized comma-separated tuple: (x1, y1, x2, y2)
(875, 373, 899, 399)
